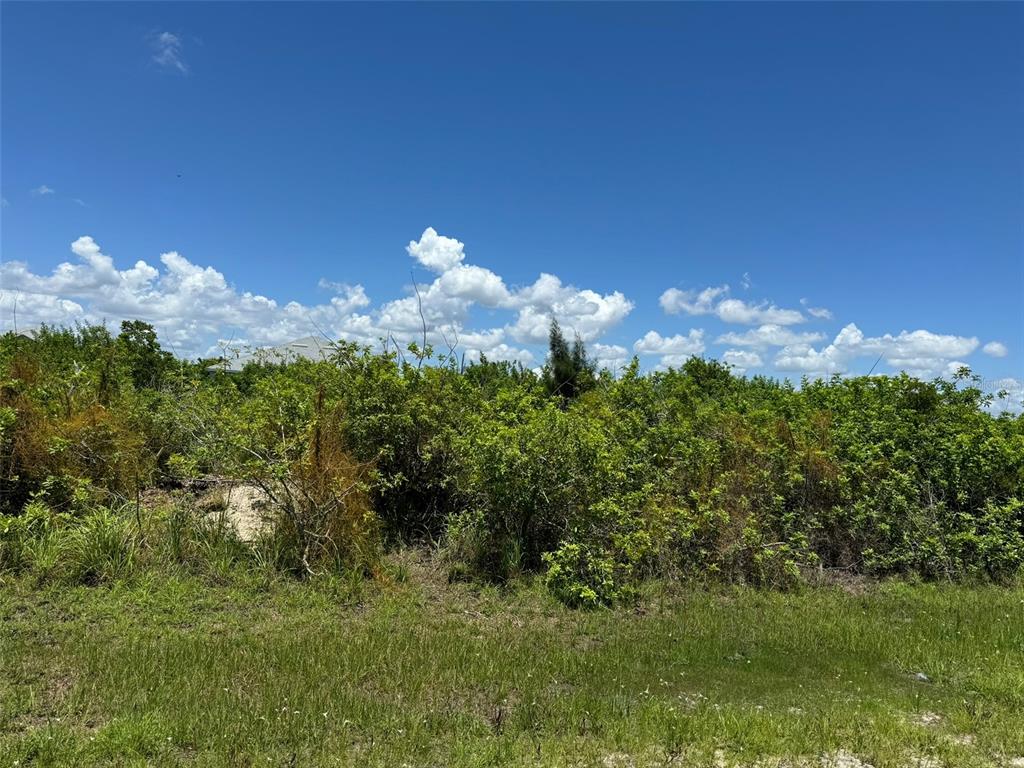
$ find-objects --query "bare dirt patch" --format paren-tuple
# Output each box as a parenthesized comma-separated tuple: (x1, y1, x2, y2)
(200, 484, 272, 541)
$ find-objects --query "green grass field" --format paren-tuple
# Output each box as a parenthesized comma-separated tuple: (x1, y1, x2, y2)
(2, 559, 1022, 767)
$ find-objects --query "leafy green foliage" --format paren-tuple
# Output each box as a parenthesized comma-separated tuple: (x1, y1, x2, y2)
(1, 323, 1022, 604)
(542, 541, 640, 608)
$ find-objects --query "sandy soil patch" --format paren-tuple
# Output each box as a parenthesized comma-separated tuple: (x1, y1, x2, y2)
(207, 483, 273, 541)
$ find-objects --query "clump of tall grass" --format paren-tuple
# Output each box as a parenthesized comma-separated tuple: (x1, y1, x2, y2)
(159, 499, 254, 582)
(0, 500, 137, 585)
(1, 483, 380, 589)
(66, 505, 137, 584)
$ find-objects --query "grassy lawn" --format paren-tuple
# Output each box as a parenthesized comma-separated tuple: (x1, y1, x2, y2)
(2, 561, 1022, 767)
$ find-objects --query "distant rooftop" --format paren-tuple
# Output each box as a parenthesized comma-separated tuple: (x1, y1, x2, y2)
(217, 336, 337, 372)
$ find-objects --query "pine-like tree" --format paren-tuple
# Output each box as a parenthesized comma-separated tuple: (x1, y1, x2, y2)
(543, 319, 596, 400)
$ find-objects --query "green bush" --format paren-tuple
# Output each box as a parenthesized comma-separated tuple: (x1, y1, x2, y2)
(542, 542, 620, 608)
(2, 323, 1022, 603)
(452, 400, 617, 578)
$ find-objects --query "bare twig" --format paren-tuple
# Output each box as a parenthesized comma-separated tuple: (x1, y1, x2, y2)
(410, 270, 428, 368)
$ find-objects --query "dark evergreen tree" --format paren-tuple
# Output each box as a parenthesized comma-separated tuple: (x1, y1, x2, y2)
(543, 319, 595, 400)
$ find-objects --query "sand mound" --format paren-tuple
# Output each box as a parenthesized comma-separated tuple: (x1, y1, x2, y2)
(218, 484, 273, 541)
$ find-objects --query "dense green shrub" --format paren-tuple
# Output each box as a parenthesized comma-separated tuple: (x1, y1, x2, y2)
(331, 349, 476, 542)
(2, 324, 1021, 603)
(542, 542, 622, 608)
(452, 398, 619, 578)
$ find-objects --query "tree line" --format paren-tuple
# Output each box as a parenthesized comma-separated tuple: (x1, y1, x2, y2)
(1, 320, 1021, 604)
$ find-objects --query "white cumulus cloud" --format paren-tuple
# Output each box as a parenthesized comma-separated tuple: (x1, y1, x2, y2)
(406, 227, 466, 273)
(716, 324, 826, 349)
(722, 349, 763, 373)
(659, 285, 727, 316)
(507, 277, 633, 344)
(774, 323, 980, 379)
(982, 341, 1008, 358)
(593, 343, 629, 371)
(4, 229, 1003, 386)
(633, 329, 705, 356)
(633, 329, 705, 369)
(0, 228, 634, 365)
(436, 265, 511, 307)
(660, 285, 806, 325)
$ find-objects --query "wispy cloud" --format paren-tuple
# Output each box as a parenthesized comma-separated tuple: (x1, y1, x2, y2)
(72, 198, 88, 208)
(151, 31, 188, 74)
(31, 185, 55, 197)
(800, 298, 833, 320)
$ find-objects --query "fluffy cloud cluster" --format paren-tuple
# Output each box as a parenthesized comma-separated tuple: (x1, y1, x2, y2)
(1, 231, 1014, 404)
(632, 329, 705, 368)
(373, 228, 633, 361)
(722, 349, 763, 373)
(0, 228, 633, 366)
(713, 320, 996, 382)
(0, 236, 375, 355)
(773, 323, 981, 379)
(716, 324, 826, 349)
(644, 280, 1011, 390)
(660, 285, 807, 326)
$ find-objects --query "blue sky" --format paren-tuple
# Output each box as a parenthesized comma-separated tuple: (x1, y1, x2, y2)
(2, 2, 1021, 403)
